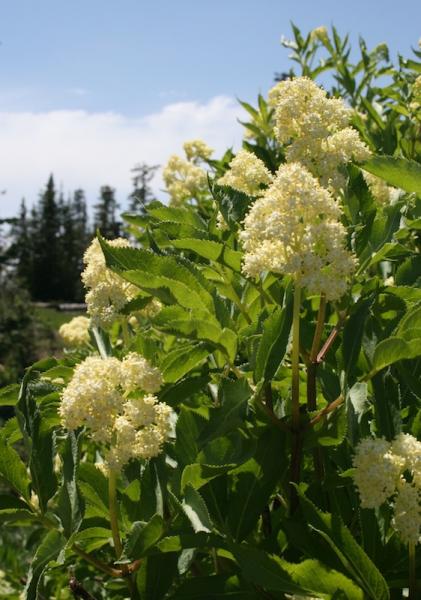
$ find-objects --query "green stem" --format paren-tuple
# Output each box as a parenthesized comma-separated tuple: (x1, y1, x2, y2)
(291, 282, 302, 431)
(72, 544, 121, 577)
(307, 294, 327, 485)
(108, 470, 123, 558)
(409, 542, 417, 600)
(121, 320, 131, 346)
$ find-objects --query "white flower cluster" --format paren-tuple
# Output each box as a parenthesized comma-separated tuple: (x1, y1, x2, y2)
(82, 238, 138, 328)
(240, 162, 355, 300)
(217, 149, 273, 196)
(60, 354, 170, 470)
(163, 139, 212, 205)
(353, 434, 421, 545)
(268, 77, 371, 190)
(58, 316, 90, 347)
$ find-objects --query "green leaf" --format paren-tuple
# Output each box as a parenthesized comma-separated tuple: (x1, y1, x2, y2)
(343, 298, 372, 378)
(297, 489, 390, 600)
(124, 514, 165, 560)
(232, 545, 364, 599)
(138, 459, 165, 521)
(255, 296, 293, 382)
(172, 238, 242, 272)
(136, 554, 178, 600)
(227, 429, 284, 541)
(56, 431, 84, 537)
(0, 435, 31, 501)
(0, 384, 20, 406)
(98, 236, 215, 315)
(147, 203, 206, 230)
(168, 575, 260, 599)
(154, 311, 237, 362)
(0, 494, 36, 523)
(24, 530, 65, 600)
(78, 463, 109, 518)
(396, 304, 421, 337)
(182, 484, 213, 533)
(72, 527, 112, 553)
(395, 255, 421, 286)
(362, 155, 421, 195)
(161, 343, 212, 383)
(181, 464, 232, 493)
(16, 373, 58, 512)
(305, 404, 347, 448)
(198, 379, 251, 445)
(371, 336, 421, 374)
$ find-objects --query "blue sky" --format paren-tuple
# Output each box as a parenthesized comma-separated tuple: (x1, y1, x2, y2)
(1, 0, 420, 215)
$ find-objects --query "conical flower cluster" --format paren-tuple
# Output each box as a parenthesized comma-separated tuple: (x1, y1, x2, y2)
(60, 353, 171, 470)
(353, 434, 421, 545)
(217, 149, 273, 196)
(82, 238, 138, 328)
(268, 77, 371, 190)
(163, 139, 212, 205)
(59, 316, 91, 347)
(240, 162, 355, 300)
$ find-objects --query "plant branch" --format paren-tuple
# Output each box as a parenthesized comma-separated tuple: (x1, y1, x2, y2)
(108, 470, 123, 558)
(69, 577, 98, 600)
(71, 545, 122, 577)
(291, 283, 302, 431)
(307, 395, 344, 428)
(409, 542, 417, 600)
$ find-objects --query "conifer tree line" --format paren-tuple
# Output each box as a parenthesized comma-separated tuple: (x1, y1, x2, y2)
(6, 163, 158, 302)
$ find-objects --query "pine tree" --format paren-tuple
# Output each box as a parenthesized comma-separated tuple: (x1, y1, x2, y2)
(31, 175, 61, 300)
(93, 185, 122, 238)
(128, 162, 159, 213)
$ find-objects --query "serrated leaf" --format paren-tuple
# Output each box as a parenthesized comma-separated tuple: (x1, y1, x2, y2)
(136, 554, 178, 600)
(181, 464, 232, 493)
(0, 435, 31, 501)
(362, 155, 421, 195)
(98, 236, 215, 315)
(168, 575, 260, 599)
(182, 484, 213, 533)
(227, 429, 284, 541)
(162, 343, 211, 383)
(0, 494, 36, 523)
(255, 296, 293, 382)
(297, 489, 390, 600)
(0, 384, 20, 406)
(24, 530, 65, 600)
(56, 431, 84, 537)
(147, 203, 206, 230)
(232, 545, 364, 599)
(172, 238, 242, 272)
(198, 379, 251, 445)
(124, 514, 165, 560)
(371, 336, 421, 373)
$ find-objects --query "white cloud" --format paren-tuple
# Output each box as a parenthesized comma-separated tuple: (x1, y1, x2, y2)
(0, 96, 243, 217)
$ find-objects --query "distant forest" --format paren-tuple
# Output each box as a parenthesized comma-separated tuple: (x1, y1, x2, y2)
(2, 162, 158, 302)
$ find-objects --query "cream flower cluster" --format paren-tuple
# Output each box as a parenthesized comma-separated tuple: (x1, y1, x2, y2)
(58, 316, 90, 347)
(183, 139, 213, 162)
(82, 238, 138, 328)
(60, 354, 170, 469)
(353, 434, 421, 545)
(409, 75, 421, 116)
(268, 77, 371, 190)
(217, 149, 273, 196)
(363, 172, 394, 204)
(163, 140, 212, 205)
(240, 162, 355, 300)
